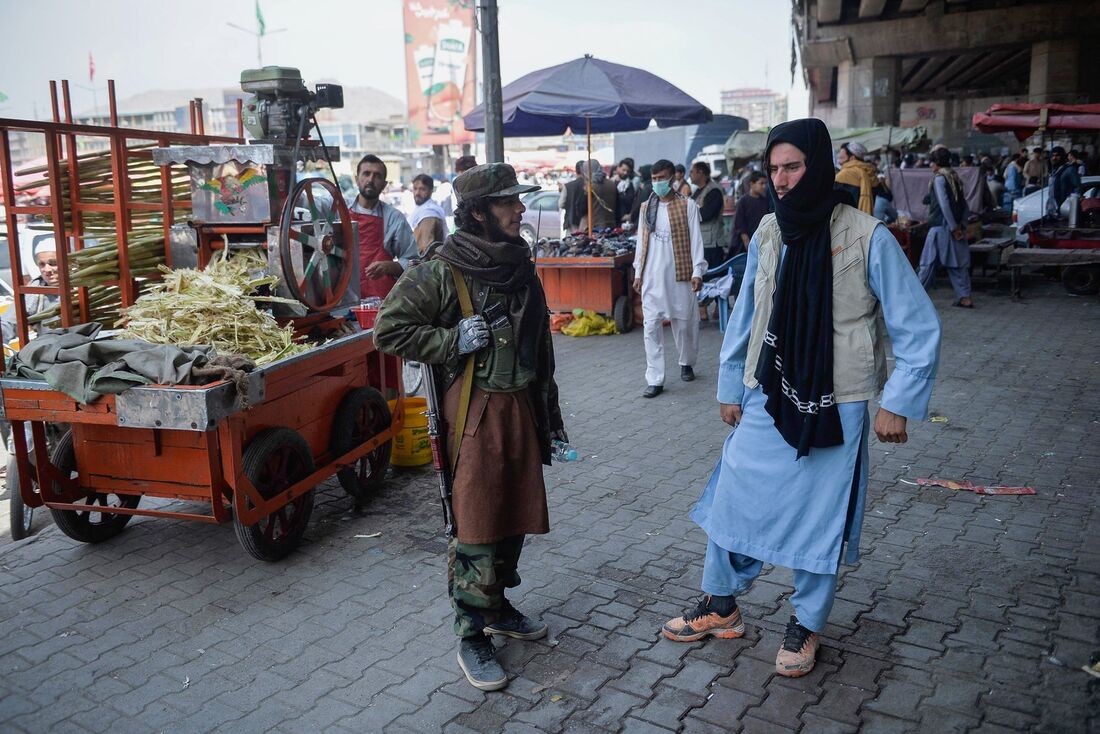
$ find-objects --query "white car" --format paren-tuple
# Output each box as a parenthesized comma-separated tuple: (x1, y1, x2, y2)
(1013, 175, 1100, 242)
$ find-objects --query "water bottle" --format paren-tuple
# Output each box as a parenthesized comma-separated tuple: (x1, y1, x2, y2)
(551, 439, 579, 462)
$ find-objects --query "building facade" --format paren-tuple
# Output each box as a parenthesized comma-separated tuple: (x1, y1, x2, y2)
(720, 88, 789, 131)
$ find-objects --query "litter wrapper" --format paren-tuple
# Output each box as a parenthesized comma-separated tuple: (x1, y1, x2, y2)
(916, 478, 1036, 496)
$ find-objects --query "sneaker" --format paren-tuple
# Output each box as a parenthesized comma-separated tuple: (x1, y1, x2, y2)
(457, 635, 507, 691)
(662, 594, 745, 642)
(484, 605, 548, 641)
(775, 615, 819, 677)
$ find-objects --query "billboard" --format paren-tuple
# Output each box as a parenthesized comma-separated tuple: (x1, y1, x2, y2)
(403, 0, 477, 146)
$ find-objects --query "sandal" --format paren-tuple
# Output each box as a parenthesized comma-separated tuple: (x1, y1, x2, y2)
(953, 299, 974, 309)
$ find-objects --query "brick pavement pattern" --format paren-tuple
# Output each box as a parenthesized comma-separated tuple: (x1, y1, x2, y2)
(0, 283, 1097, 733)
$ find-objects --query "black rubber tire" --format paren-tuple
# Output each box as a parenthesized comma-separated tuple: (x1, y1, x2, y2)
(1062, 265, 1100, 296)
(8, 458, 33, 541)
(48, 432, 140, 543)
(613, 294, 635, 333)
(233, 427, 315, 562)
(331, 387, 392, 504)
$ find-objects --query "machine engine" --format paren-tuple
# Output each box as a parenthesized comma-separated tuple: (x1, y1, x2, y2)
(240, 66, 343, 144)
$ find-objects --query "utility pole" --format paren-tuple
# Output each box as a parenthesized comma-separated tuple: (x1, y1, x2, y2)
(479, 0, 504, 163)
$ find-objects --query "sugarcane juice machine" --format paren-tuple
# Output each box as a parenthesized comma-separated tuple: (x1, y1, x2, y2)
(151, 67, 358, 329)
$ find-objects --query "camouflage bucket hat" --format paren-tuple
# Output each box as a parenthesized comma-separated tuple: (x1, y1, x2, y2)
(453, 162, 540, 204)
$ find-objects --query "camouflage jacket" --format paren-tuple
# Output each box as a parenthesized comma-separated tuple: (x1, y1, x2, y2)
(373, 257, 564, 465)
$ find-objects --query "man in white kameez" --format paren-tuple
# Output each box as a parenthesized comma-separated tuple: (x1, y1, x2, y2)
(632, 158, 707, 398)
(661, 119, 941, 679)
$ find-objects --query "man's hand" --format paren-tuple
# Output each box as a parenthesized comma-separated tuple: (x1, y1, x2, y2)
(951, 228, 965, 241)
(633, 278, 642, 294)
(874, 408, 908, 443)
(720, 403, 742, 427)
(365, 260, 402, 279)
(691, 276, 703, 293)
(456, 315, 490, 355)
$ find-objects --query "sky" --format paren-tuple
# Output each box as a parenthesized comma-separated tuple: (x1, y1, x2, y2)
(0, 0, 807, 124)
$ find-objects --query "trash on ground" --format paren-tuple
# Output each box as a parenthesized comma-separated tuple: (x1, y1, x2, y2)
(917, 478, 1036, 495)
(561, 309, 617, 337)
(355, 532, 382, 538)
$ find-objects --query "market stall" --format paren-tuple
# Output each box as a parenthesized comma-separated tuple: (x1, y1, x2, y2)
(535, 231, 637, 332)
(0, 69, 403, 558)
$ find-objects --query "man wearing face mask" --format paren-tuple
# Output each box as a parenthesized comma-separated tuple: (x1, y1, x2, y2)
(633, 159, 707, 398)
(661, 119, 941, 679)
(347, 154, 418, 300)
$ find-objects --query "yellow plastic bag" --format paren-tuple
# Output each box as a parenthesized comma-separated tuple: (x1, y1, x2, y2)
(560, 309, 618, 337)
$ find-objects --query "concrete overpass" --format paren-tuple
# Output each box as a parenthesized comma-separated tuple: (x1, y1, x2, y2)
(794, 0, 1100, 146)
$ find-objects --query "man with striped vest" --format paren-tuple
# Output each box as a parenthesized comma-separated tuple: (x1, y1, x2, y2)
(632, 159, 707, 398)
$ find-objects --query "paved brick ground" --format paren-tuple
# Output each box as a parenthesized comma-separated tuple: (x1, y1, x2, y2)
(0, 281, 1097, 733)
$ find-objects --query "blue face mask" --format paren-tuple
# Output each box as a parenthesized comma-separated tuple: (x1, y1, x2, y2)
(652, 180, 672, 197)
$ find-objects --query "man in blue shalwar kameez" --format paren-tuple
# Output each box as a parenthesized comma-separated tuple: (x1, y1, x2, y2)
(661, 119, 942, 678)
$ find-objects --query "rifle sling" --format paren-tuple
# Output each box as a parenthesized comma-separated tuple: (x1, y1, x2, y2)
(448, 264, 476, 475)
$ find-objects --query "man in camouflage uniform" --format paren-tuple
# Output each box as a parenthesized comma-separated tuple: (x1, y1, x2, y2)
(373, 162, 567, 692)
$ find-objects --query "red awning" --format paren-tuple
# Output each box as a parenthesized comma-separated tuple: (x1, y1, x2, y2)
(972, 103, 1100, 141)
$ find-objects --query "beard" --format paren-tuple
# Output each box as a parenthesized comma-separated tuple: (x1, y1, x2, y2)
(358, 184, 379, 201)
(484, 216, 526, 247)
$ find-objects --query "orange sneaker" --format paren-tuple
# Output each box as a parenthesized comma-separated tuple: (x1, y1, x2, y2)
(775, 615, 819, 677)
(662, 595, 745, 642)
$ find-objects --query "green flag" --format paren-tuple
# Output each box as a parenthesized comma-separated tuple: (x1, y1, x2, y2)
(255, 0, 266, 37)
(0, 92, 8, 104)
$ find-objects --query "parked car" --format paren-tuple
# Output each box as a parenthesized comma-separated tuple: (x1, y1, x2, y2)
(520, 190, 562, 245)
(1013, 175, 1100, 242)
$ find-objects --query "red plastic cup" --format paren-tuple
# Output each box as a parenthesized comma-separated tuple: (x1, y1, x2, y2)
(351, 306, 379, 329)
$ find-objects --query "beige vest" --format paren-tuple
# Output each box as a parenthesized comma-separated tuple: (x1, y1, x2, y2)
(744, 204, 888, 403)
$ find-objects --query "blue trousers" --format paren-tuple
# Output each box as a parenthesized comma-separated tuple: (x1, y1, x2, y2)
(701, 539, 838, 632)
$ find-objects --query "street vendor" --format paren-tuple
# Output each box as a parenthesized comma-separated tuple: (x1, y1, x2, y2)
(661, 119, 941, 679)
(373, 162, 567, 693)
(346, 154, 418, 299)
(2, 233, 61, 344)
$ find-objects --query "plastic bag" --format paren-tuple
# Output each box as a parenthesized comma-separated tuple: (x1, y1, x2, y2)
(550, 313, 575, 332)
(561, 309, 618, 337)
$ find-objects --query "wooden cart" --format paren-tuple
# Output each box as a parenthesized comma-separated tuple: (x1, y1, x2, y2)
(536, 253, 636, 332)
(0, 330, 404, 560)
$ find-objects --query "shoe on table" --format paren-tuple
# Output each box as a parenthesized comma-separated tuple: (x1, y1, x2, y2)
(642, 385, 663, 398)
(457, 635, 507, 691)
(681, 366, 695, 382)
(775, 615, 819, 678)
(484, 605, 548, 641)
(662, 594, 745, 642)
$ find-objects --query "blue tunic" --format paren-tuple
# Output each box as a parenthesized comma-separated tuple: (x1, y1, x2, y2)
(691, 225, 941, 575)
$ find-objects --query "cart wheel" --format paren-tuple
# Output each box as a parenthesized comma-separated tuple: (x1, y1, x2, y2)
(48, 432, 140, 544)
(234, 428, 315, 562)
(1062, 265, 1100, 296)
(613, 295, 635, 333)
(8, 458, 34, 541)
(331, 387, 392, 504)
(402, 360, 424, 397)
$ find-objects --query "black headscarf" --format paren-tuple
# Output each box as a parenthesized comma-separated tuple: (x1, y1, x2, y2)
(754, 118, 848, 458)
(436, 229, 547, 370)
